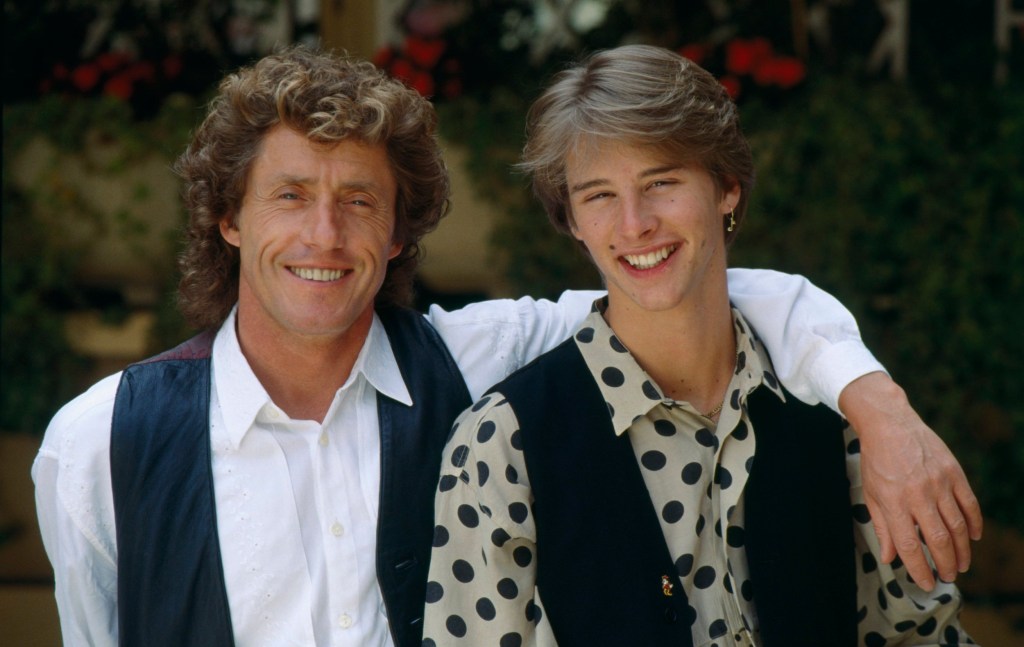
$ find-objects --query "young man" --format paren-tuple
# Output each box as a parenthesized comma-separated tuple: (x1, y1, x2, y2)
(424, 45, 975, 646)
(34, 47, 976, 646)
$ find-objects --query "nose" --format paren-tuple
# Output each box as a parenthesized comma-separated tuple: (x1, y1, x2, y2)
(303, 198, 345, 249)
(617, 193, 656, 239)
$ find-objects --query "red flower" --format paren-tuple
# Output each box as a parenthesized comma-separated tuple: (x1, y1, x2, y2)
(373, 46, 395, 69)
(71, 64, 101, 92)
(752, 56, 806, 88)
(719, 75, 741, 99)
(725, 37, 773, 75)
(404, 35, 446, 69)
(52, 63, 69, 80)
(390, 58, 416, 84)
(104, 73, 134, 100)
(96, 52, 130, 72)
(409, 70, 435, 97)
(678, 44, 707, 65)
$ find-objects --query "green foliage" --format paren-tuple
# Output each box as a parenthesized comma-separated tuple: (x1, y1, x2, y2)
(447, 75, 1024, 530)
(1, 95, 198, 434)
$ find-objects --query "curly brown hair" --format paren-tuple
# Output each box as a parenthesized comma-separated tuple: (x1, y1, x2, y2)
(520, 44, 754, 247)
(174, 45, 449, 329)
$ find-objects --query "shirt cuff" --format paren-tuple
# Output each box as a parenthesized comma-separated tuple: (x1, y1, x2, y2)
(803, 340, 888, 413)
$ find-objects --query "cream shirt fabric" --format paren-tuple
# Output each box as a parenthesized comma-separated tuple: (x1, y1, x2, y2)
(33, 269, 883, 646)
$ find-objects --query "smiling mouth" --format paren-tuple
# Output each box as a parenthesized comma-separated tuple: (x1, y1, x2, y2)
(289, 267, 348, 281)
(622, 245, 678, 270)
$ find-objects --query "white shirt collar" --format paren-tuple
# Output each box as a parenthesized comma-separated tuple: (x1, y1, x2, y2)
(212, 306, 413, 449)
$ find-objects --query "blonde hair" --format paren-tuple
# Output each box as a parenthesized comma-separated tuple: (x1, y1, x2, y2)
(520, 44, 754, 245)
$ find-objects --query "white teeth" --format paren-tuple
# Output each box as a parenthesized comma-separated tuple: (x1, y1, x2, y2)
(291, 267, 343, 281)
(623, 245, 677, 270)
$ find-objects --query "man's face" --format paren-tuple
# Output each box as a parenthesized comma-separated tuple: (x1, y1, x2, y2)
(220, 125, 401, 344)
(566, 141, 739, 320)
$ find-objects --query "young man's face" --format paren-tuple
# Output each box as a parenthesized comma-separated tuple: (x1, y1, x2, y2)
(566, 141, 739, 318)
(220, 125, 402, 344)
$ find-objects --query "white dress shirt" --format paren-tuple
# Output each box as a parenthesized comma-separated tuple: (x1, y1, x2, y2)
(33, 269, 883, 646)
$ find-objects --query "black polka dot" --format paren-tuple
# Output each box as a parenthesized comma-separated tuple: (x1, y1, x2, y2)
(606, 401, 615, 418)
(935, 593, 953, 605)
(736, 350, 747, 373)
(479, 503, 492, 518)
(458, 504, 479, 528)
(642, 381, 661, 400)
(732, 421, 748, 441)
(695, 515, 706, 536)
(709, 619, 728, 638)
(425, 580, 444, 603)
(694, 565, 716, 588)
(433, 525, 449, 548)
(886, 580, 905, 598)
(895, 620, 916, 632)
(726, 525, 745, 547)
(513, 546, 533, 567)
(510, 429, 523, 450)
(453, 559, 474, 583)
(641, 450, 667, 470)
(723, 573, 733, 594)
(471, 396, 492, 412)
(681, 462, 703, 484)
(847, 438, 861, 454)
(477, 421, 497, 443)
(475, 597, 496, 620)
(916, 617, 937, 636)
(857, 605, 868, 622)
(764, 371, 778, 388)
(422, 639, 436, 647)
(852, 504, 872, 524)
(695, 427, 716, 448)
(439, 474, 457, 492)
(575, 327, 595, 343)
(943, 626, 960, 644)
(446, 614, 467, 638)
(729, 389, 742, 410)
(864, 631, 887, 647)
(450, 445, 470, 467)
(601, 367, 625, 387)
(714, 465, 733, 489)
(891, 555, 904, 571)
(500, 633, 523, 647)
(726, 505, 736, 522)
(662, 500, 684, 523)
(877, 586, 888, 610)
(862, 552, 878, 573)
(676, 553, 694, 576)
(525, 599, 542, 624)
(477, 461, 490, 487)
(505, 464, 519, 483)
(508, 502, 529, 524)
(497, 578, 519, 599)
(491, 528, 511, 547)
(653, 419, 676, 436)
(741, 579, 754, 601)
(609, 335, 628, 353)
(745, 456, 754, 473)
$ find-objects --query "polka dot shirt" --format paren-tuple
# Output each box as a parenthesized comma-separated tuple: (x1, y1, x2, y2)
(424, 304, 974, 647)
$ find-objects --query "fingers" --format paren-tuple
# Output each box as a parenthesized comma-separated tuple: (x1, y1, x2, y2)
(890, 512, 937, 592)
(954, 479, 984, 542)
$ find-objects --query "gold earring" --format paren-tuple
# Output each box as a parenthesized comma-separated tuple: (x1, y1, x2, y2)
(727, 210, 736, 233)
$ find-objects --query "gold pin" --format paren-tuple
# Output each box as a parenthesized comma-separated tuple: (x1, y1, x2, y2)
(661, 574, 674, 597)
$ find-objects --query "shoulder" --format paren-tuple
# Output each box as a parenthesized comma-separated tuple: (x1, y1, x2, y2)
(39, 372, 122, 460)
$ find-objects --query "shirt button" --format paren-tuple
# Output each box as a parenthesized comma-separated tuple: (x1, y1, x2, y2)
(663, 608, 678, 623)
(319, 432, 329, 447)
(331, 522, 345, 537)
(338, 613, 354, 629)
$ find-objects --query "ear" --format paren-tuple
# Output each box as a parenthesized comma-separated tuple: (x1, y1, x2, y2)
(219, 215, 240, 248)
(387, 242, 403, 261)
(720, 178, 741, 214)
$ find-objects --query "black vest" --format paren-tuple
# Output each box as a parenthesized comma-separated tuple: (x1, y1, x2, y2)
(498, 338, 857, 647)
(110, 307, 470, 647)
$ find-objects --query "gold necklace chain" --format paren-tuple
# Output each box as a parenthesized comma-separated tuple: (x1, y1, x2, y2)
(702, 401, 725, 419)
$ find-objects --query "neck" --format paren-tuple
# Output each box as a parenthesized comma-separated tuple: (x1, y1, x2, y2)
(235, 309, 373, 424)
(607, 287, 736, 414)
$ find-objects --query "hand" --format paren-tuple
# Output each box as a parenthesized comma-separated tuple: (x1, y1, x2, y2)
(839, 372, 982, 591)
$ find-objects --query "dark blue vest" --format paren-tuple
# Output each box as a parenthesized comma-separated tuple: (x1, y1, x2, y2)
(497, 338, 857, 647)
(110, 307, 470, 647)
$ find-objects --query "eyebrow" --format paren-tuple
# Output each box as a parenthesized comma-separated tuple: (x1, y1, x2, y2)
(265, 174, 385, 194)
(568, 164, 684, 195)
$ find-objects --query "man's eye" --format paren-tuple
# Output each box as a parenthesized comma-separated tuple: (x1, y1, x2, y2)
(280, 192, 301, 200)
